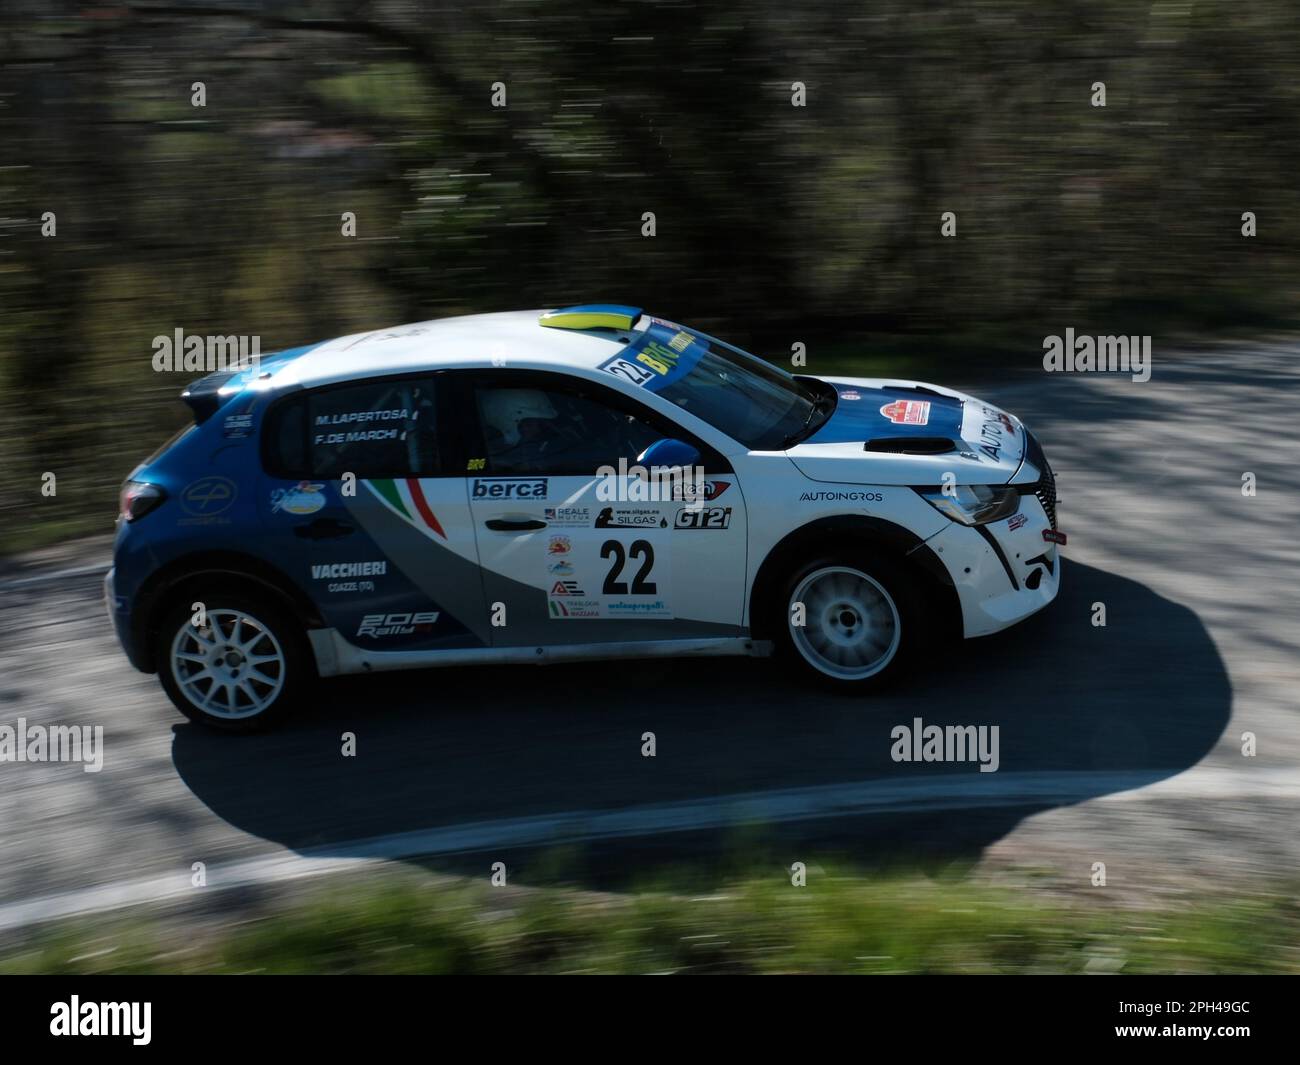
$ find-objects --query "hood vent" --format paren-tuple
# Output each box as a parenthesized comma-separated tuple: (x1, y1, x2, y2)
(864, 436, 957, 455)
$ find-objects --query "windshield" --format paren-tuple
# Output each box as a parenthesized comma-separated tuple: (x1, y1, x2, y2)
(595, 319, 824, 449)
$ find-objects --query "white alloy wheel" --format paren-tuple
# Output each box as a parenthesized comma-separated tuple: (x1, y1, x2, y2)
(788, 565, 902, 680)
(169, 607, 287, 720)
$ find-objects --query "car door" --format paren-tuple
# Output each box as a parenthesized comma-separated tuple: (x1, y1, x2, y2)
(452, 369, 748, 646)
(259, 373, 490, 652)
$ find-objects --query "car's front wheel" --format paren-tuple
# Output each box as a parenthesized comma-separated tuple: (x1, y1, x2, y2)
(154, 593, 308, 731)
(777, 556, 918, 691)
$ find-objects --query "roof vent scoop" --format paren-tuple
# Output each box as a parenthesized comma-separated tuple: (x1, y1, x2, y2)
(539, 305, 642, 331)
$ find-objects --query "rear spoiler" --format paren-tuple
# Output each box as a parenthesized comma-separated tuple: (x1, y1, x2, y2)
(179, 369, 240, 424)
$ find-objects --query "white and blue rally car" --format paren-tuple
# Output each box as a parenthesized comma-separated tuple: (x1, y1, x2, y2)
(108, 305, 1061, 730)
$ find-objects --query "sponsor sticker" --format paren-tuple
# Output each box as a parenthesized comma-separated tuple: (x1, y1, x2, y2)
(550, 580, 586, 596)
(966, 404, 1016, 462)
(838, 390, 862, 401)
(595, 506, 665, 529)
(271, 482, 326, 515)
(179, 476, 237, 518)
(606, 599, 671, 617)
(597, 356, 656, 387)
(674, 506, 732, 529)
(472, 477, 548, 501)
(595, 325, 704, 392)
(548, 598, 601, 618)
(543, 506, 590, 527)
(223, 413, 253, 438)
(1042, 529, 1067, 545)
(799, 490, 883, 503)
(311, 561, 388, 580)
(1007, 513, 1028, 532)
(547, 535, 572, 555)
(547, 560, 575, 576)
(879, 399, 931, 426)
(669, 479, 730, 502)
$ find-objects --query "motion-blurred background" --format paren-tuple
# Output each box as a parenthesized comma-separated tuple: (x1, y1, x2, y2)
(2, 0, 1298, 549)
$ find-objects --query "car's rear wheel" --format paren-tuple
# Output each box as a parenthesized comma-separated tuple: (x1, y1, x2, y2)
(777, 556, 919, 690)
(155, 593, 308, 731)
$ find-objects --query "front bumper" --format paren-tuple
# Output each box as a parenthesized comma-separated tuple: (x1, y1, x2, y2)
(925, 493, 1061, 638)
(104, 566, 148, 669)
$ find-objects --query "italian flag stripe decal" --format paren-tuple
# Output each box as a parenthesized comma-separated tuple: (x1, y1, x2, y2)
(371, 477, 409, 518)
(368, 478, 446, 540)
(403, 478, 446, 538)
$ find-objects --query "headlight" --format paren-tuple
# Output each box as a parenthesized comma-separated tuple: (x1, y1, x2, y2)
(917, 483, 1020, 526)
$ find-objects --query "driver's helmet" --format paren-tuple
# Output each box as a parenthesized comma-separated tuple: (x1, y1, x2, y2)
(480, 389, 559, 448)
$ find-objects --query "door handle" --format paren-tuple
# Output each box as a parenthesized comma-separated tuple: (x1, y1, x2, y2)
(484, 518, 547, 532)
(294, 518, 356, 539)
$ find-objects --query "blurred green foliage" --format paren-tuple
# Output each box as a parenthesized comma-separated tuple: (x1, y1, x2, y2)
(4, 865, 1299, 974)
(2, 0, 1298, 549)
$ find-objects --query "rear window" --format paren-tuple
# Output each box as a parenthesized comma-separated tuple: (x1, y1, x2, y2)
(263, 377, 441, 479)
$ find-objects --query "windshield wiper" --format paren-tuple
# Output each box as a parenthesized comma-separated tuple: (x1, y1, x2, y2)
(780, 388, 835, 449)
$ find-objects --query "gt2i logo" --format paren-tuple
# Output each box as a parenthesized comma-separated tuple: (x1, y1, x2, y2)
(471, 477, 548, 501)
(675, 506, 732, 529)
(357, 611, 439, 638)
(600, 539, 657, 595)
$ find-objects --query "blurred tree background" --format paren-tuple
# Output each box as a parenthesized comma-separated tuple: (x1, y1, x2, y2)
(2, 0, 1298, 550)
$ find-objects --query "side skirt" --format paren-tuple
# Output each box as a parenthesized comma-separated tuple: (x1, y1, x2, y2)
(307, 630, 774, 678)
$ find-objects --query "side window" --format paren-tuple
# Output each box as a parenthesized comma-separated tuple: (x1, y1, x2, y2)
(263, 377, 441, 479)
(265, 398, 307, 476)
(473, 381, 663, 476)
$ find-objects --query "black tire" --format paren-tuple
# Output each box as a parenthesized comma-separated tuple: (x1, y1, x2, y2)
(773, 553, 923, 692)
(154, 591, 310, 732)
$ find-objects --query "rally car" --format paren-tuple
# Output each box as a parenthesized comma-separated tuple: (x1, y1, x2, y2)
(107, 305, 1061, 730)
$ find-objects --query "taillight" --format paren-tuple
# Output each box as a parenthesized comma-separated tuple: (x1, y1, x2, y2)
(119, 480, 166, 522)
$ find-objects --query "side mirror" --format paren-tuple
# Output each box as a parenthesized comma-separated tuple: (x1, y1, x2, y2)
(637, 438, 701, 471)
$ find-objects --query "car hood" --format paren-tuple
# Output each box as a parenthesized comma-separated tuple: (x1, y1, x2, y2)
(786, 377, 1026, 485)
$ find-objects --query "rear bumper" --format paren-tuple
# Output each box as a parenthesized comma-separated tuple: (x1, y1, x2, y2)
(925, 495, 1061, 638)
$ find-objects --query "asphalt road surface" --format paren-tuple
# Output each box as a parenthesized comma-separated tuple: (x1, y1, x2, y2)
(2, 337, 1298, 930)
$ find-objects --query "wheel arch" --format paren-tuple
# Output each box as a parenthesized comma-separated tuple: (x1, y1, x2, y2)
(748, 515, 961, 641)
(131, 551, 323, 674)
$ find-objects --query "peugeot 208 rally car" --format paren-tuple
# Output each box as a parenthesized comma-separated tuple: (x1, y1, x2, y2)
(107, 305, 1062, 730)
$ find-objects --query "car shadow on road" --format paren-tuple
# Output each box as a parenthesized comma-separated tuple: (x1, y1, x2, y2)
(172, 558, 1230, 890)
